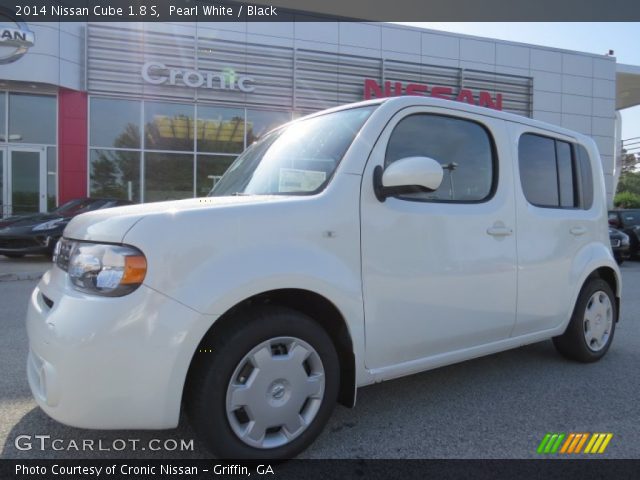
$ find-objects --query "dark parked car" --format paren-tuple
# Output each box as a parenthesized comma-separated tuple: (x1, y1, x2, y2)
(608, 209, 640, 258)
(0, 198, 131, 258)
(609, 227, 630, 264)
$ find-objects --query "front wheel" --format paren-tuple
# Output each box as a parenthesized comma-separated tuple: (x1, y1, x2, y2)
(186, 306, 339, 459)
(553, 278, 616, 362)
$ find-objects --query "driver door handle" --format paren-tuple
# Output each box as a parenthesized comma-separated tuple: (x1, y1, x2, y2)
(487, 224, 513, 237)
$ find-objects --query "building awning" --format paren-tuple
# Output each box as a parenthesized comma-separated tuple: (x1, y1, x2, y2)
(616, 63, 640, 110)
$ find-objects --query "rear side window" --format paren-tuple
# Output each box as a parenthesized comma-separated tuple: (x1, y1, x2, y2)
(518, 133, 592, 210)
(556, 141, 576, 208)
(385, 114, 496, 202)
(518, 134, 560, 207)
(576, 145, 594, 209)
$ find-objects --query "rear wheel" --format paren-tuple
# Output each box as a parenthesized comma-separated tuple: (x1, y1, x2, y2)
(186, 306, 339, 459)
(553, 278, 616, 362)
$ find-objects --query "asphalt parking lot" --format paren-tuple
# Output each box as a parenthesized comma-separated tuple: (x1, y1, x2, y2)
(0, 261, 639, 459)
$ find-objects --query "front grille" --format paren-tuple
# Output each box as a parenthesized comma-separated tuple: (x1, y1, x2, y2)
(54, 238, 74, 272)
(0, 237, 41, 249)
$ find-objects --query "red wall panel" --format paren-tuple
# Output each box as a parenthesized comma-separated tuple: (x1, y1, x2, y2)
(58, 88, 88, 204)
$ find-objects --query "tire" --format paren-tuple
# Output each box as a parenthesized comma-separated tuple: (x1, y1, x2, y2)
(186, 305, 339, 459)
(553, 278, 616, 363)
(3, 253, 25, 259)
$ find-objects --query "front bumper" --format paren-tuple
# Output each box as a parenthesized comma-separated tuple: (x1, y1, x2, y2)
(0, 234, 57, 255)
(612, 244, 631, 260)
(26, 266, 218, 429)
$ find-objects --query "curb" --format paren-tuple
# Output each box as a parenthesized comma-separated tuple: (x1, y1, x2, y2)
(0, 272, 45, 282)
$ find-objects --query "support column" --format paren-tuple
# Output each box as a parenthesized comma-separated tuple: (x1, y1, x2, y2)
(58, 88, 88, 204)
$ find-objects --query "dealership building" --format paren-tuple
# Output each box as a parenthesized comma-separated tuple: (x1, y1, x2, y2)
(1, 19, 639, 214)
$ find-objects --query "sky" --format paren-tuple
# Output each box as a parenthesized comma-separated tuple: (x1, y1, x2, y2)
(398, 22, 640, 150)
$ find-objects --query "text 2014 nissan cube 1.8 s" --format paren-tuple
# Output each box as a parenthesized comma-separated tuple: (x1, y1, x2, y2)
(27, 96, 621, 459)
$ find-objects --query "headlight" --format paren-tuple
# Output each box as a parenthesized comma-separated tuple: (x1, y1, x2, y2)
(56, 239, 147, 297)
(621, 232, 630, 246)
(32, 218, 66, 231)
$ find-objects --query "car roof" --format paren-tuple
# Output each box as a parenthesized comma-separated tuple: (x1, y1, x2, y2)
(295, 96, 593, 145)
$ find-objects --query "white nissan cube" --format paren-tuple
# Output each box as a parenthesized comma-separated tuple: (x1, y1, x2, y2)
(26, 96, 621, 459)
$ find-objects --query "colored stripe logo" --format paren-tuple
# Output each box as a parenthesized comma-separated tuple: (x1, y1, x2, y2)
(537, 433, 613, 454)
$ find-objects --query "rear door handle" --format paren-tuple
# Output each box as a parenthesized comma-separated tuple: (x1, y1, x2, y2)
(487, 225, 513, 237)
(570, 226, 587, 236)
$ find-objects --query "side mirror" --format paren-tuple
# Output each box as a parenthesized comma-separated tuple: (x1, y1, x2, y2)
(373, 156, 444, 202)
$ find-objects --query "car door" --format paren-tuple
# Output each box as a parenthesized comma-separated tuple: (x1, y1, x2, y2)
(509, 126, 597, 336)
(361, 107, 517, 371)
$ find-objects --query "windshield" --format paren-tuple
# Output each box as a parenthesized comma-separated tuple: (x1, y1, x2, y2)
(210, 106, 376, 196)
(52, 199, 98, 216)
(622, 211, 640, 226)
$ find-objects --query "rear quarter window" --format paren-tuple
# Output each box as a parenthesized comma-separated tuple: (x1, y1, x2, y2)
(518, 133, 593, 210)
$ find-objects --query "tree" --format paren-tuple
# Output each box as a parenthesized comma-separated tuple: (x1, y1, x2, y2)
(615, 150, 640, 201)
(620, 150, 639, 175)
(614, 191, 640, 208)
(617, 171, 640, 197)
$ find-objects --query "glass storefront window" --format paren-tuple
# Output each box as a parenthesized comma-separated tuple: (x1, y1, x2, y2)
(145, 102, 194, 151)
(90, 149, 141, 203)
(10, 150, 40, 214)
(87, 98, 297, 204)
(246, 110, 291, 145)
(196, 155, 236, 197)
(9, 93, 56, 144)
(144, 152, 194, 202)
(47, 147, 57, 211)
(197, 106, 244, 154)
(0, 93, 6, 142)
(90, 98, 141, 148)
(0, 150, 4, 216)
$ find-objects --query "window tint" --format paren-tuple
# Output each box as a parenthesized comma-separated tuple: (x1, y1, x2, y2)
(576, 145, 593, 209)
(518, 134, 559, 207)
(385, 114, 495, 202)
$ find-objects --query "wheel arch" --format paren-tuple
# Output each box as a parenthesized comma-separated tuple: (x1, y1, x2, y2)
(585, 266, 620, 322)
(183, 288, 357, 408)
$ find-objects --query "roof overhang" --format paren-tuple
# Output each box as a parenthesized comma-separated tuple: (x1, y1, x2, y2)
(616, 63, 640, 110)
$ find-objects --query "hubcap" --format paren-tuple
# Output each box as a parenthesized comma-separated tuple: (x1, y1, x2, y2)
(225, 337, 325, 449)
(583, 291, 613, 352)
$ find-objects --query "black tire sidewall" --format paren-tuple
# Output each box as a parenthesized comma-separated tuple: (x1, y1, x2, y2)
(188, 306, 340, 459)
(565, 278, 616, 361)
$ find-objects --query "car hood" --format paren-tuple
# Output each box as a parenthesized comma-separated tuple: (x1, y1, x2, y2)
(0, 213, 67, 229)
(64, 195, 287, 243)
